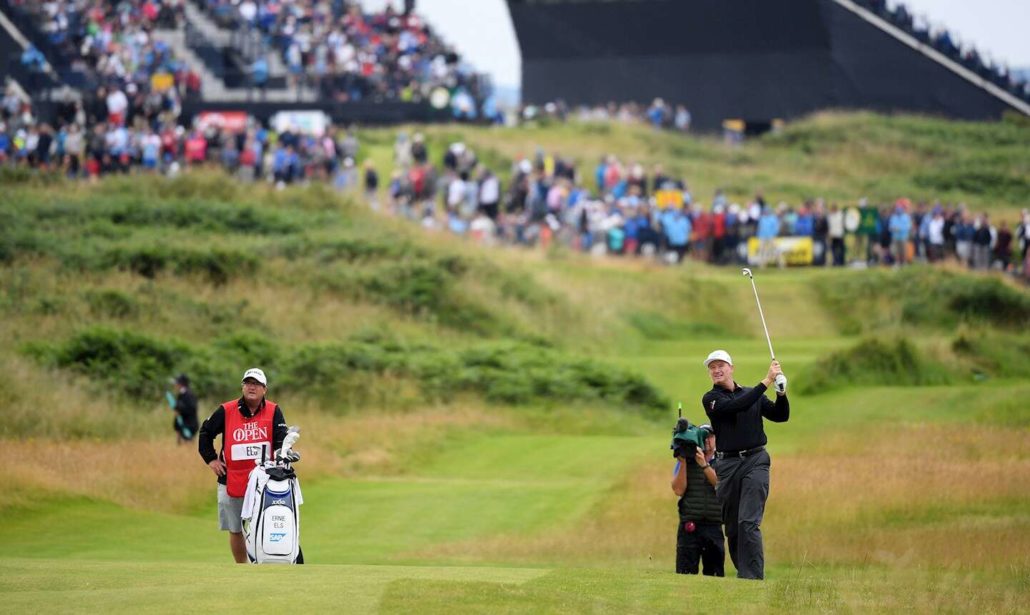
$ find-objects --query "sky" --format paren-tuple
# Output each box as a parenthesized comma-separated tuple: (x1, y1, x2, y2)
(366, 0, 1030, 89)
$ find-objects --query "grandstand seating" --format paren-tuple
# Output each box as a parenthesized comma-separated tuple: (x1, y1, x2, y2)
(1, 0, 491, 113)
(190, 0, 488, 107)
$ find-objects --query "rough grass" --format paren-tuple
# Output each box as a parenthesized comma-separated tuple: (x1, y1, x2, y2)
(797, 337, 953, 394)
(813, 267, 1030, 335)
(406, 423, 1030, 575)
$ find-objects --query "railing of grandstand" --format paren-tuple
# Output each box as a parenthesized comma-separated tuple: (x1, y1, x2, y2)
(0, 0, 95, 93)
(852, 0, 1029, 103)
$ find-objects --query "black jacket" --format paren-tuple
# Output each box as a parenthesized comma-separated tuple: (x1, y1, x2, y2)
(702, 382, 789, 452)
(175, 389, 199, 432)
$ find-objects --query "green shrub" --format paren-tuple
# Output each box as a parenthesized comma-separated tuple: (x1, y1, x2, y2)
(73, 244, 259, 284)
(24, 327, 195, 398)
(952, 330, 1030, 379)
(279, 336, 668, 413)
(946, 278, 1030, 328)
(359, 260, 451, 313)
(800, 337, 952, 394)
(310, 236, 423, 263)
(815, 268, 1030, 334)
(211, 331, 282, 369)
(20, 327, 279, 403)
(173, 247, 260, 285)
(84, 289, 139, 319)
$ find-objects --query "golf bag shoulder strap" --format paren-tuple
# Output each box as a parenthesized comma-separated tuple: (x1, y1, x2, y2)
(223, 400, 276, 497)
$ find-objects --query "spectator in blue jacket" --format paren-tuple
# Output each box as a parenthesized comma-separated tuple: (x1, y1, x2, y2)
(888, 201, 913, 266)
(662, 207, 692, 263)
(757, 207, 780, 267)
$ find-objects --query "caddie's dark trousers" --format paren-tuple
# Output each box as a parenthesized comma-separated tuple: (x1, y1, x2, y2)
(676, 522, 725, 576)
(715, 449, 770, 579)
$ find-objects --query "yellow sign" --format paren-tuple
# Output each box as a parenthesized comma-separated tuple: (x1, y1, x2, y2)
(151, 73, 174, 92)
(747, 237, 814, 266)
(655, 189, 682, 208)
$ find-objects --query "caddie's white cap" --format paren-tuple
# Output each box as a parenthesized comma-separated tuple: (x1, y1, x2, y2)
(703, 350, 733, 368)
(241, 368, 267, 386)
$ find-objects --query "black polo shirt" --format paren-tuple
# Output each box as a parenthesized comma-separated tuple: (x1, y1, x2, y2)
(702, 382, 789, 453)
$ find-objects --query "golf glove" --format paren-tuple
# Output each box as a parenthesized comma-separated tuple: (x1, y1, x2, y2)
(774, 373, 787, 395)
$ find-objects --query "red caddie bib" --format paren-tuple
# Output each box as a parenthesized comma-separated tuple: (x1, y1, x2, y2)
(223, 399, 275, 497)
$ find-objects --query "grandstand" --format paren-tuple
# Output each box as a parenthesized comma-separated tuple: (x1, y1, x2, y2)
(0, 0, 492, 125)
(507, 0, 1030, 130)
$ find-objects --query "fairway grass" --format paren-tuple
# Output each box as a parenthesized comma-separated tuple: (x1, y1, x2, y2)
(2, 558, 1025, 613)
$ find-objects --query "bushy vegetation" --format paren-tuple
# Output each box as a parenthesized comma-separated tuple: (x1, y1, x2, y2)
(951, 329, 1030, 379)
(799, 337, 952, 393)
(24, 327, 198, 398)
(814, 267, 1030, 334)
(0, 175, 561, 335)
(24, 327, 668, 414)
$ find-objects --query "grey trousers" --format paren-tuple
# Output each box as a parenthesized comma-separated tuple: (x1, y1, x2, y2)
(715, 449, 771, 579)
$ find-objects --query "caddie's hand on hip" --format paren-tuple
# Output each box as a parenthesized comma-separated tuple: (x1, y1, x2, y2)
(208, 459, 227, 477)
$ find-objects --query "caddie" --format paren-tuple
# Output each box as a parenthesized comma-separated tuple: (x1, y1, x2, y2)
(198, 368, 288, 563)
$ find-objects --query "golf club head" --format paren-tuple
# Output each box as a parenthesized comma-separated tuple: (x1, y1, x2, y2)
(741, 268, 753, 279)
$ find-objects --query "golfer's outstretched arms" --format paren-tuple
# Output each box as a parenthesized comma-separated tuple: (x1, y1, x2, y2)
(702, 384, 767, 419)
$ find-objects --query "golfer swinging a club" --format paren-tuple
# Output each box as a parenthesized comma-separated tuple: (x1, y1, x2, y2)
(702, 267, 789, 580)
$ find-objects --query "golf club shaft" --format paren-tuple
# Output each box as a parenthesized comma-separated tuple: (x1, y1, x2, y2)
(748, 277, 776, 360)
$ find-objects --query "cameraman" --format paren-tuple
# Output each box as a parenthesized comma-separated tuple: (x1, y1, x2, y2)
(702, 349, 788, 580)
(670, 425, 724, 576)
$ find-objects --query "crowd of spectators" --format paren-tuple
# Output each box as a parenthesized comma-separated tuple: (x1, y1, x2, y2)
(6, 0, 492, 119)
(520, 99, 693, 133)
(1, 88, 1027, 280)
(4, 0, 200, 102)
(0, 84, 365, 186)
(193, 0, 492, 115)
(856, 0, 1029, 102)
(380, 136, 1030, 279)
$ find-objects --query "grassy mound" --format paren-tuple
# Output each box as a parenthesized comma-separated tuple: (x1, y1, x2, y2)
(799, 337, 952, 394)
(0, 174, 571, 341)
(814, 267, 1030, 335)
(952, 329, 1030, 380)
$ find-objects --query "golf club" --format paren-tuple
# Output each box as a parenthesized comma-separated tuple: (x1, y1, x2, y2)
(741, 268, 787, 394)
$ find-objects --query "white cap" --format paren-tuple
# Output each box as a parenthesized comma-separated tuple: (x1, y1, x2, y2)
(703, 350, 733, 368)
(241, 368, 267, 386)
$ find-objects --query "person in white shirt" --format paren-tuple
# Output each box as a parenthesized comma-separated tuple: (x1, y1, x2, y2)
(927, 208, 945, 262)
(827, 203, 845, 266)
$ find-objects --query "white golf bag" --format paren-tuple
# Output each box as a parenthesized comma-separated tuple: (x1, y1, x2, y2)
(241, 426, 303, 564)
